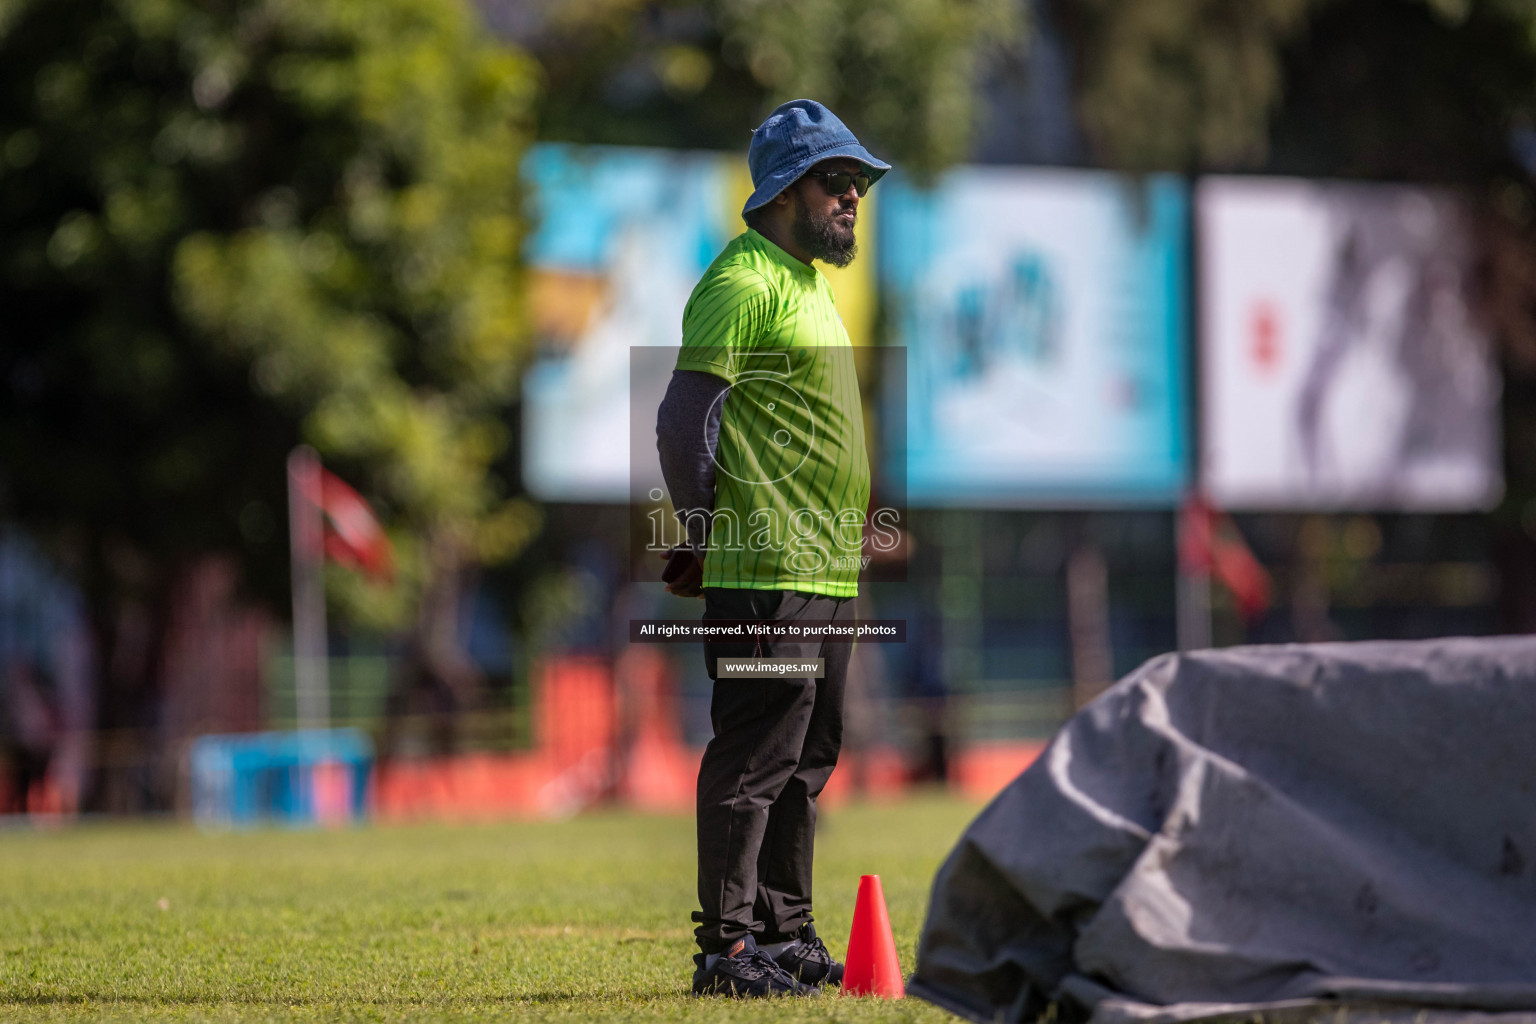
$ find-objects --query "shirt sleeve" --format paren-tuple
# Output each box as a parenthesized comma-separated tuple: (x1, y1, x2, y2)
(676, 264, 776, 381)
(655, 370, 730, 552)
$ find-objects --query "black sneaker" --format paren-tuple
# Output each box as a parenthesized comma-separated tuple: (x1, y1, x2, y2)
(691, 935, 817, 997)
(768, 923, 844, 987)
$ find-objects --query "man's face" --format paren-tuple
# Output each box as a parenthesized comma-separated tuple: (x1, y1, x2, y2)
(789, 157, 864, 268)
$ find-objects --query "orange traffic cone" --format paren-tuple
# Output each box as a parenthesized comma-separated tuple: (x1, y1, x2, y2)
(843, 874, 904, 997)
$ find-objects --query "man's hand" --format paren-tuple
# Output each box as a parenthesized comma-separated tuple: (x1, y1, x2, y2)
(659, 547, 705, 598)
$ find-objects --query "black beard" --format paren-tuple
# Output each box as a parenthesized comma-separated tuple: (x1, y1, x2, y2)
(792, 200, 858, 268)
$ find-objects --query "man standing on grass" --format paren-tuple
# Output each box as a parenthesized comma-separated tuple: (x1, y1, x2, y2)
(655, 99, 889, 998)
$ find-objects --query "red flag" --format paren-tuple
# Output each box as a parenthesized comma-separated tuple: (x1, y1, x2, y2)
(1180, 497, 1271, 623)
(293, 466, 394, 581)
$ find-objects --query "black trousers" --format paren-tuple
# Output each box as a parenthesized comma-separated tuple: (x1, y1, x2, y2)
(693, 587, 855, 953)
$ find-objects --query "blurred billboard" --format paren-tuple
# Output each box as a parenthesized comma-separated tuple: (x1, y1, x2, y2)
(878, 168, 1190, 505)
(1199, 177, 1501, 510)
(520, 144, 876, 502)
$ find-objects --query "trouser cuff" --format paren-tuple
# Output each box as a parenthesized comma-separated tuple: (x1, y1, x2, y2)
(757, 917, 809, 946)
(692, 912, 751, 954)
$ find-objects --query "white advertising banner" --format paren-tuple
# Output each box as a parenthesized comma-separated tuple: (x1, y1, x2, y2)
(1199, 177, 1501, 510)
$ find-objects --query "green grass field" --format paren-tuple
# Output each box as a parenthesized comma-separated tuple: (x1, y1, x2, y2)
(0, 796, 981, 1022)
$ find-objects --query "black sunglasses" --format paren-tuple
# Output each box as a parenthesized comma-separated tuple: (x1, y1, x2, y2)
(805, 169, 873, 198)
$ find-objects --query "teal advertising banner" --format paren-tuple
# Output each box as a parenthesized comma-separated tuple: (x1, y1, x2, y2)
(878, 168, 1189, 505)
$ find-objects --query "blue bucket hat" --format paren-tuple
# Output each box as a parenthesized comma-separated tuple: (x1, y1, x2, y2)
(742, 99, 892, 218)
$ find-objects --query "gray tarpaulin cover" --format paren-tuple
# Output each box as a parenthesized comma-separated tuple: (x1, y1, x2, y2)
(909, 637, 1536, 1024)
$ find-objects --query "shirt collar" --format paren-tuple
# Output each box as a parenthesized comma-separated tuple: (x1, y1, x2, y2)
(746, 228, 817, 278)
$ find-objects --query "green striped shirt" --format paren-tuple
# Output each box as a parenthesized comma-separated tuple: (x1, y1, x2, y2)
(677, 229, 870, 598)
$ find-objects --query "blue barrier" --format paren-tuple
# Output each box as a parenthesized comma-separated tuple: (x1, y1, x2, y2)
(190, 729, 373, 827)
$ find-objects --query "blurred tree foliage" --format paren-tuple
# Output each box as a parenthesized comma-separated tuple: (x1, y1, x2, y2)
(715, 0, 1023, 177)
(0, 0, 538, 765)
(1266, 0, 1536, 182)
(1058, 0, 1314, 171)
(1059, 0, 1536, 174)
(516, 1, 761, 152)
(519, 0, 1022, 178)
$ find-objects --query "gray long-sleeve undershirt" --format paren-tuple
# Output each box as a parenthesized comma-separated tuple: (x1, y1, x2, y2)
(656, 369, 730, 552)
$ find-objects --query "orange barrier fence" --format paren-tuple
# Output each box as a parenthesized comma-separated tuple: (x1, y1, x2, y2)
(5, 655, 1050, 824)
(374, 655, 1048, 820)
(372, 741, 1043, 820)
